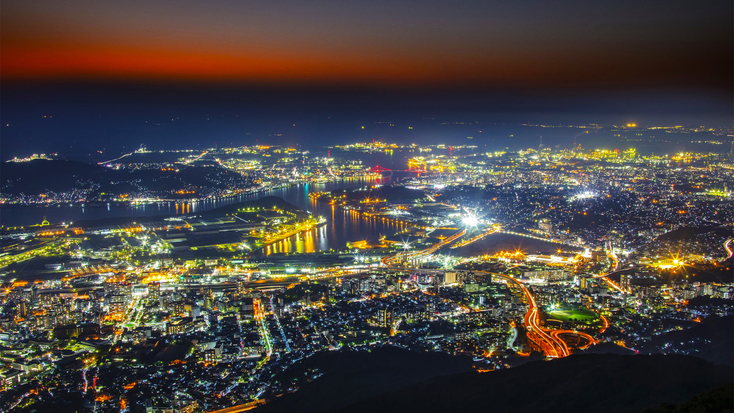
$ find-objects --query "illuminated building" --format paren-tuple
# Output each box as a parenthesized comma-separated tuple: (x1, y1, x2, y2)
(620, 274, 631, 291)
(148, 282, 161, 300)
(378, 308, 393, 328)
(444, 271, 459, 285)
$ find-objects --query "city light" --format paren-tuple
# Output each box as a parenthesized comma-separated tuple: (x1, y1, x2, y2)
(462, 215, 479, 227)
(0, 131, 731, 410)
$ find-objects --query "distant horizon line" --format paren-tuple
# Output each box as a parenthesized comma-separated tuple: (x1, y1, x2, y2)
(2, 76, 732, 96)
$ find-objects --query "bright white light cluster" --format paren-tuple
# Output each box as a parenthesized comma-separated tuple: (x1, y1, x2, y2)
(462, 215, 479, 227)
(569, 191, 597, 202)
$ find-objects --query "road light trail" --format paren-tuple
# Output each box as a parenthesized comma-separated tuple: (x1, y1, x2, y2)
(591, 251, 624, 292)
(550, 330, 596, 350)
(379, 232, 580, 358)
(253, 299, 273, 357)
(451, 226, 500, 249)
(724, 238, 733, 260)
(489, 272, 568, 358)
(182, 150, 208, 164)
(206, 399, 267, 413)
(98, 151, 134, 165)
(7, 392, 31, 411)
(599, 314, 610, 333)
(269, 295, 291, 353)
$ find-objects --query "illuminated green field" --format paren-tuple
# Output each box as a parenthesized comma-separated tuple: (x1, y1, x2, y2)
(547, 307, 599, 322)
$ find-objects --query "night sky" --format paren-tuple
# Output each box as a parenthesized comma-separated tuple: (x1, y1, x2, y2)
(1, 0, 732, 157)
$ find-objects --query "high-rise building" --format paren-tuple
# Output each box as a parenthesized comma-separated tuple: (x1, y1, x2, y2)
(620, 273, 631, 291)
(107, 294, 127, 319)
(18, 302, 27, 319)
(444, 271, 458, 285)
(378, 308, 393, 328)
(107, 282, 132, 297)
(148, 282, 161, 300)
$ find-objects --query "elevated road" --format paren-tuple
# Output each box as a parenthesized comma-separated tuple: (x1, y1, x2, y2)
(591, 251, 624, 292)
(382, 228, 466, 266)
(490, 272, 569, 358)
(206, 399, 266, 413)
(378, 236, 599, 359)
(379, 236, 574, 357)
(479, 271, 598, 358)
(450, 226, 500, 249)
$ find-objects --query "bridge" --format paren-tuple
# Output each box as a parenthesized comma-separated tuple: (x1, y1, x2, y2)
(381, 228, 466, 266)
(368, 165, 423, 173)
(451, 226, 500, 249)
(367, 165, 462, 174)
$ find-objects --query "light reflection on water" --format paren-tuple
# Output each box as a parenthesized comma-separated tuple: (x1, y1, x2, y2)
(2, 177, 406, 253)
(264, 197, 408, 254)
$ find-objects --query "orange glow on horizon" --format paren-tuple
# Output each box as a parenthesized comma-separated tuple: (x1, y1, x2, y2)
(1, 37, 545, 85)
(1, 35, 670, 87)
(1, 0, 729, 91)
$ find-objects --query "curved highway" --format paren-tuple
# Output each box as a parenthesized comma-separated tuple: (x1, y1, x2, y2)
(591, 251, 624, 292)
(486, 272, 569, 358)
(483, 271, 600, 358)
(377, 233, 601, 358)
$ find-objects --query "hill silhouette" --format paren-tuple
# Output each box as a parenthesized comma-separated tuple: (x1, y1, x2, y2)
(329, 354, 732, 413)
(255, 347, 474, 413)
(257, 351, 732, 413)
(642, 382, 733, 413)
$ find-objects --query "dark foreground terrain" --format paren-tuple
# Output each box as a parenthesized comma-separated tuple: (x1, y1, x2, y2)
(257, 350, 733, 413)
